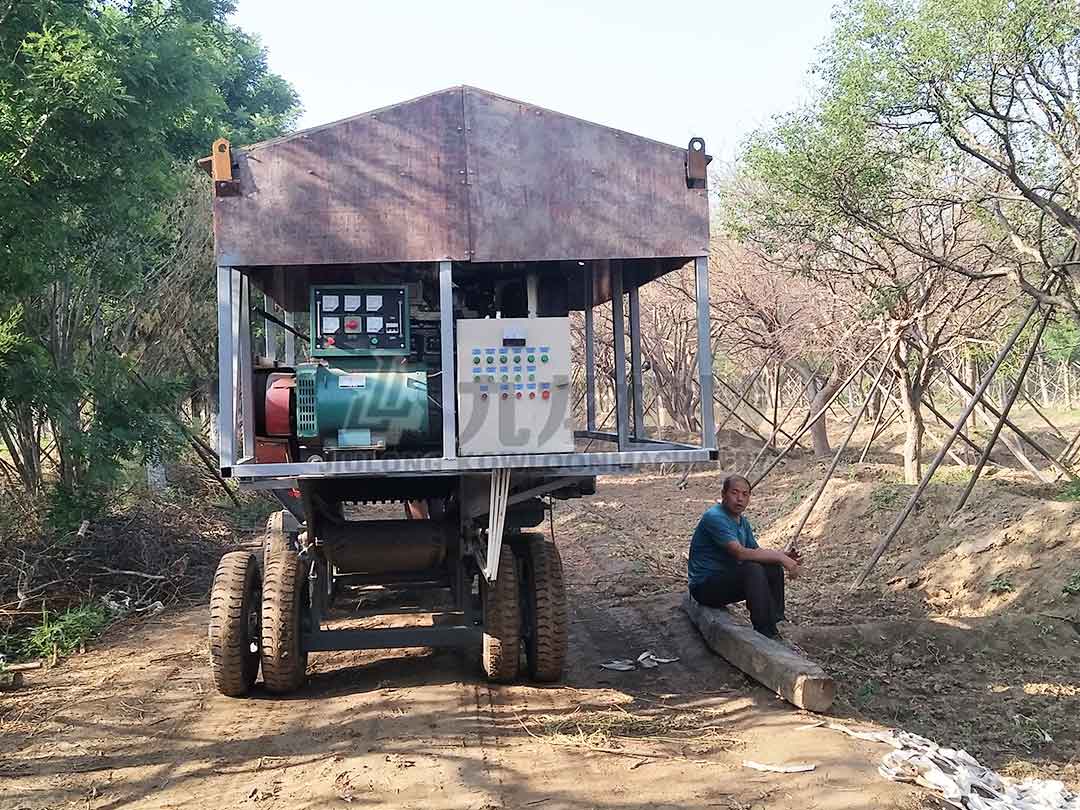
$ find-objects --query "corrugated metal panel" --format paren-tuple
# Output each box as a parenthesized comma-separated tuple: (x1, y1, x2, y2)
(213, 89, 470, 267)
(462, 89, 709, 262)
(212, 87, 709, 267)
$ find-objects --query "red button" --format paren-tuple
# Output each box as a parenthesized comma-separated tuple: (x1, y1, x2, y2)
(501, 393, 508, 400)
(345, 319, 359, 329)
(542, 390, 550, 400)
(529, 392, 535, 399)
(515, 392, 522, 399)
(326, 336, 335, 345)
(481, 393, 488, 400)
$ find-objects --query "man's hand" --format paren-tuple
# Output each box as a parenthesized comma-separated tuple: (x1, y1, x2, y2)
(785, 547, 802, 563)
(779, 552, 801, 580)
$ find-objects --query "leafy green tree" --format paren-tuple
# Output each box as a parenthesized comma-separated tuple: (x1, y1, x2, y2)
(0, 1, 299, 526)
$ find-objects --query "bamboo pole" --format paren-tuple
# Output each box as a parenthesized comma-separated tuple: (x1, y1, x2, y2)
(771, 362, 782, 450)
(1017, 389, 1067, 441)
(786, 341, 897, 552)
(715, 376, 800, 444)
(959, 311, 1049, 514)
(852, 300, 1041, 589)
(859, 402, 904, 464)
(859, 374, 895, 463)
(711, 390, 769, 443)
(713, 355, 774, 439)
(749, 335, 890, 487)
(942, 368, 1077, 481)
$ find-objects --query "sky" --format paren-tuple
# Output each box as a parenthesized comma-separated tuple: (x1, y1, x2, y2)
(230, 0, 837, 162)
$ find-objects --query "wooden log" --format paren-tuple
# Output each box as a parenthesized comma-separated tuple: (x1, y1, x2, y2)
(682, 593, 835, 712)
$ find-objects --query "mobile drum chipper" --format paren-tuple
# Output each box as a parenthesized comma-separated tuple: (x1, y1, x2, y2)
(202, 87, 717, 695)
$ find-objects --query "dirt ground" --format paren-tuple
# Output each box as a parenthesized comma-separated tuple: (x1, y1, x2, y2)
(2, 415, 1079, 809)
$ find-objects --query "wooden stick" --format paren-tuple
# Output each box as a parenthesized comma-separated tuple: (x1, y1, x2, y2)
(771, 362, 782, 450)
(858, 374, 895, 463)
(713, 355, 774, 438)
(942, 368, 1077, 481)
(852, 300, 1040, 589)
(714, 376, 799, 445)
(1017, 388, 1067, 440)
(749, 335, 890, 488)
(744, 336, 860, 477)
(787, 342, 896, 552)
(859, 404, 904, 463)
(711, 391, 769, 443)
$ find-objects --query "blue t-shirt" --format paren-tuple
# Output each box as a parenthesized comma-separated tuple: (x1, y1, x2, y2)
(687, 504, 758, 587)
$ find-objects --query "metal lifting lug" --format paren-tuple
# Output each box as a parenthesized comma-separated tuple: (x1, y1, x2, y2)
(209, 137, 240, 197)
(686, 136, 708, 189)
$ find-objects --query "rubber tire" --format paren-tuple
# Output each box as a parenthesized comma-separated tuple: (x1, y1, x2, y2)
(514, 533, 568, 682)
(262, 511, 293, 567)
(208, 551, 261, 697)
(260, 548, 308, 694)
(481, 543, 520, 683)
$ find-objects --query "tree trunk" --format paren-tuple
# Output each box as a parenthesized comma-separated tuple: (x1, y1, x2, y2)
(895, 361, 924, 484)
(902, 405, 924, 484)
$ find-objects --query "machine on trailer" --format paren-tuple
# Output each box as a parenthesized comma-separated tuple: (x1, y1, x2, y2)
(201, 86, 717, 696)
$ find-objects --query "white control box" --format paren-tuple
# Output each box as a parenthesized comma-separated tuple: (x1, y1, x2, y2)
(456, 318, 574, 456)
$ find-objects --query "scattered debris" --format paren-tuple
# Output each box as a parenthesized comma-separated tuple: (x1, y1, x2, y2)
(743, 760, 817, 774)
(827, 724, 1080, 809)
(600, 659, 636, 671)
(599, 650, 679, 671)
(637, 650, 680, 668)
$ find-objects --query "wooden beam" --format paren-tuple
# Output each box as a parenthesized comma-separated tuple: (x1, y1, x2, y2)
(683, 594, 835, 712)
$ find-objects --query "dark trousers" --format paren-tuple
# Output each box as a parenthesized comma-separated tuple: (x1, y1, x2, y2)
(690, 562, 785, 636)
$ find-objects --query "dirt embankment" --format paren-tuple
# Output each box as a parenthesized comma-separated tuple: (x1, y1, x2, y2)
(554, 456, 1080, 787)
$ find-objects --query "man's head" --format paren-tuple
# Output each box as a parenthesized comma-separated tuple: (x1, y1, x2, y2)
(721, 474, 752, 517)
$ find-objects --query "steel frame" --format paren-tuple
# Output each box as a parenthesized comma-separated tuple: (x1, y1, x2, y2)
(216, 258, 716, 483)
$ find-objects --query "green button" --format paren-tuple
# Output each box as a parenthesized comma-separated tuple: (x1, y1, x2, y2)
(370, 338, 378, 345)
(473, 357, 481, 365)
(501, 374, 508, 382)
(515, 374, 521, 382)
(528, 374, 535, 381)
(487, 375, 495, 382)
(527, 354, 535, 362)
(486, 356, 494, 364)
(513, 355, 521, 363)
(541, 354, 549, 362)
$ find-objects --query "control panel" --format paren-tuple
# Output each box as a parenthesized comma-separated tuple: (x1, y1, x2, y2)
(456, 318, 574, 456)
(311, 285, 409, 357)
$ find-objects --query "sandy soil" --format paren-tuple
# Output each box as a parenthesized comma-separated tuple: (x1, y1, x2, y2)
(0, 541, 931, 810)
(3, 413, 1078, 808)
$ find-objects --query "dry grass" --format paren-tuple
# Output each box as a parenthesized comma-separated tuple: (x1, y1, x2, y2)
(517, 704, 741, 752)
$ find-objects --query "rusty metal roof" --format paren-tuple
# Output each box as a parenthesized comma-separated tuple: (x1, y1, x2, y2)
(212, 86, 709, 268)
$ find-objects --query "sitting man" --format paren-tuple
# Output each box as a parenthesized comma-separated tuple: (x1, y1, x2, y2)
(687, 474, 801, 638)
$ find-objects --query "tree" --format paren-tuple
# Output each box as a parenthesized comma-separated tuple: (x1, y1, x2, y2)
(0, 1, 299, 525)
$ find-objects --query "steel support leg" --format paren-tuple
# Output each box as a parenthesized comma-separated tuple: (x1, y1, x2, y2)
(628, 277, 645, 439)
(439, 261, 458, 460)
(239, 274, 256, 461)
(611, 261, 630, 451)
(585, 263, 596, 431)
(695, 256, 716, 449)
(217, 266, 238, 469)
(284, 311, 296, 365)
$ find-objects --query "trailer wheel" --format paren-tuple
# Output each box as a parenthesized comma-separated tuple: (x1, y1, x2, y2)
(481, 543, 520, 683)
(260, 548, 308, 693)
(261, 511, 294, 573)
(513, 533, 567, 682)
(208, 551, 261, 697)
